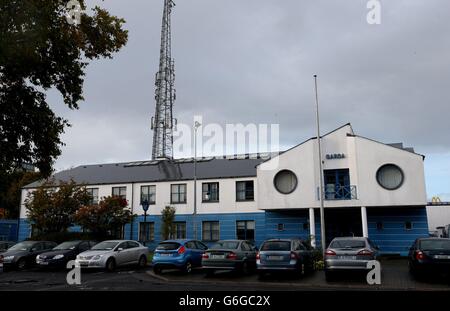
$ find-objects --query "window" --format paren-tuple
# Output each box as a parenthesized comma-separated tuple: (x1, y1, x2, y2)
(112, 186, 127, 199)
(195, 241, 208, 250)
(236, 181, 254, 201)
(405, 221, 413, 231)
(79, 242, 90, 252)
(376, 164, 404, 190)
(185, 241, 197, 249)
(172, 222, 186, 239)
(111, 225, 124, 239)
(376, 222, 383, 231)
(202, 182, 219, 202)
(277, 223, 285, 231)
(202, 221, 220, 241)
(127, 241, 140, 249)
(141, 185, 156, 204)
(139, 222, 155, 242)
(236, 220, 255, 241)
(171, 184, 187, 204)
(274, 170, 297, 194)
(86, 188, 99, 205)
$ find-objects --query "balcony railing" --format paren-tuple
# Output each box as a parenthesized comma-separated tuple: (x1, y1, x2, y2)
(317, 185, 358, 200)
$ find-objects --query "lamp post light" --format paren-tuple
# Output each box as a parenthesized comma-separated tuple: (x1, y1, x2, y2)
(141, 199, 150, 246)
(193, 121, 201, 240)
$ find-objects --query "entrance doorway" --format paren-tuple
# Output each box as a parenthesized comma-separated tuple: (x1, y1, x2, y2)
(324, 208, 362, 246)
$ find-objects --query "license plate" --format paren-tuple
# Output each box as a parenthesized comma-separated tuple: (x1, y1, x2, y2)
(338, 256, 356, 260)
(434, 255, 450, 260)
(267, 256, 283, 261)
(38, 261, 49, 265)
(211, 255, 225, 259)
(160, 253, 172, 257)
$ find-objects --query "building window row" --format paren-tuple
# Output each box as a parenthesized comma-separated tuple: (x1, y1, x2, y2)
(87, 181, 255, 206)
(137, 220, 256, 243)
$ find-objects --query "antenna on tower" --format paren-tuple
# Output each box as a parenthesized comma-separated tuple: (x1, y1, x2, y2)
(152, 0, 177, 160)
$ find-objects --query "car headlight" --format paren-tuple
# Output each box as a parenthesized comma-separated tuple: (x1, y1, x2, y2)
(53, 254, 64, 260)
(36, 255, 41, 260)
(92, 255, 103, 260)
(4, 255, 14, 261)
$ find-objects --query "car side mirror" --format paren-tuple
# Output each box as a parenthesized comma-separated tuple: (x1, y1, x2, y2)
(117, 248, 124, 252)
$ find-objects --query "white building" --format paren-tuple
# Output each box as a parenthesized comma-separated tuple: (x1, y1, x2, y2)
(19, 123, 429, 255)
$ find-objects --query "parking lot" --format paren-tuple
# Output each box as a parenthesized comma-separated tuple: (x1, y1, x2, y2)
(0, 258, 449, 291)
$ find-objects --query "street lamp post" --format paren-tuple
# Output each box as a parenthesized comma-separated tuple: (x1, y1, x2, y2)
(141, 199, 149, 246)
(193, 121, 201, 240)
(314, 74, 326, 256)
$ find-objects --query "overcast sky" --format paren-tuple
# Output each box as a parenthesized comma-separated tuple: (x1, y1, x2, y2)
(47, 0, 450, 200)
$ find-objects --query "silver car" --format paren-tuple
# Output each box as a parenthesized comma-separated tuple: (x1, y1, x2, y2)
(75, 240, 149, 271)
(324, 237, 379, 281)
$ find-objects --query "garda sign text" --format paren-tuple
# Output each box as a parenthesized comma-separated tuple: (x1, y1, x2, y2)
(326, 153, 345, 160)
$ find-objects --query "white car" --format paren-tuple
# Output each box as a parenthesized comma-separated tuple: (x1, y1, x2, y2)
(75, 240, 149, 271)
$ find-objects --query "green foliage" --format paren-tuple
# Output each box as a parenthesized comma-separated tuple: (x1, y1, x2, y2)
(0, 0, 128, 176)
(74, 196, 134, 240)
(25, 178, 90, 233)
(161, 205, 176, 240)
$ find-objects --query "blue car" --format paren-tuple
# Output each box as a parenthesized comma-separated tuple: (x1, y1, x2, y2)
(152, 239, 208, 274)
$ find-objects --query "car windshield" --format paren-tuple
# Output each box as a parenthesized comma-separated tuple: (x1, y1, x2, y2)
(53, 241, 79, 250)
(91, 241, 119, 250)
(211, 241, 239, 249)
(261, 241, 291, 251)
(420, 240, 450, 251)
(8, 241, 35, 251)
(330, 240, 366, 249)
(156, 242, 181, 251)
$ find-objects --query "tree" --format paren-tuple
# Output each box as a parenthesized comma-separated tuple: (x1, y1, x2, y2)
(74, 196, 134, 240)
(161, 205, 176, 240)
(0, 0, 128, 177)
(0, 170, 42, 218)
(25, 179, 91, 234)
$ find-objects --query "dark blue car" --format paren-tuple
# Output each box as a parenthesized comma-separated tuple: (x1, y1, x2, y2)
(152, 239, 208, 274)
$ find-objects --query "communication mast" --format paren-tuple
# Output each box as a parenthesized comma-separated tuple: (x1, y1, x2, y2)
(151, 0, 176, 160)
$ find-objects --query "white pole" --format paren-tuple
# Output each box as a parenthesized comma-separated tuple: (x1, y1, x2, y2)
(314, 75, 326, 255)
(193, 121, 201, 240)
(309, 208, 316, 248)
(361, 206, 369, 238)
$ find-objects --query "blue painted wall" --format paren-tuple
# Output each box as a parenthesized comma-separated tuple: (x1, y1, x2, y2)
(0, 220, 19, 241)
(368, 207, 429, 256)
(16, 206, 428, 255)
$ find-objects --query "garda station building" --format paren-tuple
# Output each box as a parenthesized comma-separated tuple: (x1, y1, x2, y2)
(19, 124, 429, 256)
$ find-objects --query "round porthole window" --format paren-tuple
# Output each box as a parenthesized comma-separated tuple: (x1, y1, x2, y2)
(376, 164, 404, 190)
(274, 170, 298, 194)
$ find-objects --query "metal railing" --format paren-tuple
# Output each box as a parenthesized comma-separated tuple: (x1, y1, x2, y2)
(317, 185, 358, 200)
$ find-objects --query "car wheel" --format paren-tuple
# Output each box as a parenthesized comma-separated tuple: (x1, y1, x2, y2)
(153, 265, 162, 275)
(138, 255, 147, 269)
(105, 258, 116, 272)
(16, 258, 27, 270)
(184, 261, 193, 274)
(241, 261, 250, 275)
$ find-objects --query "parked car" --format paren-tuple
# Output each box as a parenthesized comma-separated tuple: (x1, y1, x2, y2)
(324, 237, 379, 281)
(408, 238, 450, 279)
(152, 239, 208, 274)
(75, 240, 149, 272)
(0, 241, 57, 270)
(36, 240, 97, 269)
(202, 240, 257, 275)
(256, 238, 314, 278)
(0, 241, 15, 254)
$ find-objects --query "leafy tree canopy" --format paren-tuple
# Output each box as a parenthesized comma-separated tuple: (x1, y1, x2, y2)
(25, 178, 91, 233)
(0, 0, 128, 176)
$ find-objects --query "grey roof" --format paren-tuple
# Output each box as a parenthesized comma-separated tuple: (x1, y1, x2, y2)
(24, 156, 265, 189)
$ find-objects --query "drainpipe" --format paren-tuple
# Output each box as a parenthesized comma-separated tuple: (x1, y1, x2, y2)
(361, 206, 368, 238)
